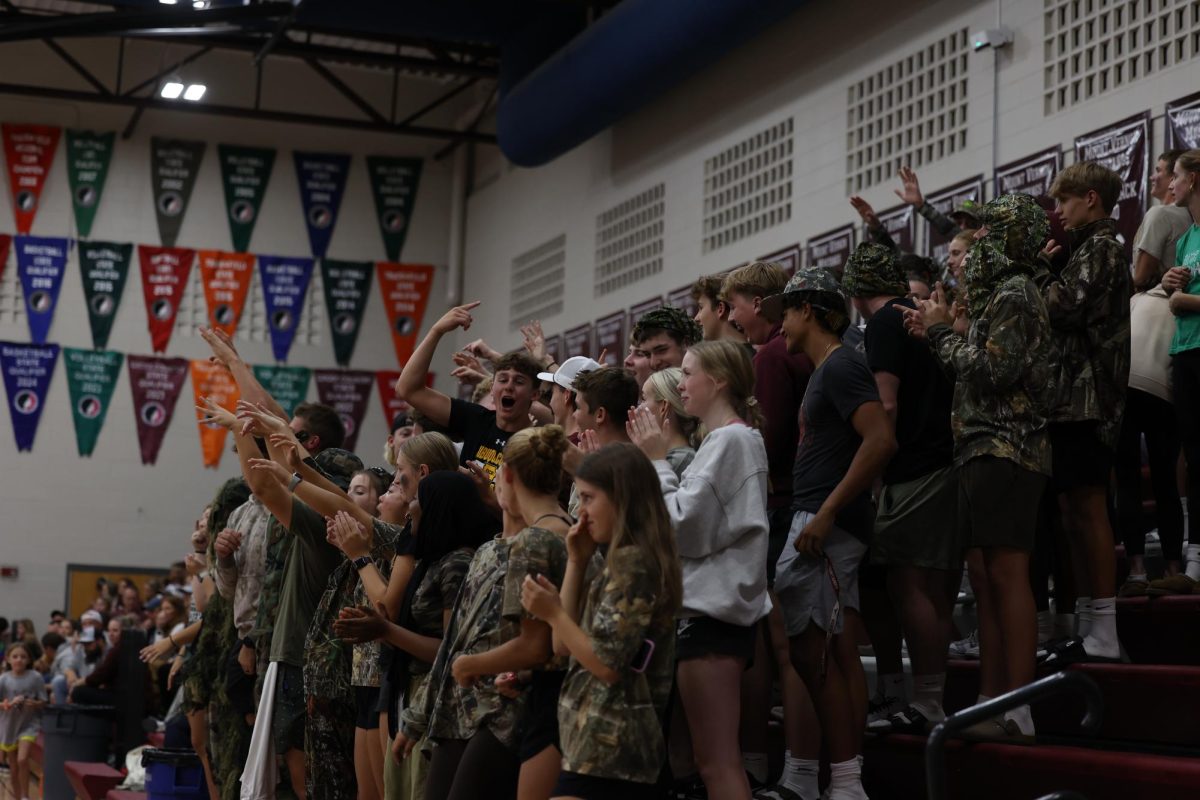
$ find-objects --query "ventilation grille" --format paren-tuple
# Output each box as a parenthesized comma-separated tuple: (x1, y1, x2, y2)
(1044, 0, 1200, 114)
(846, 29, 970, 193)
(509, 234, 566, 330)
(702, 119, 794, 253)
(594, 184, 665, 297)
(176, 260, 324, 347)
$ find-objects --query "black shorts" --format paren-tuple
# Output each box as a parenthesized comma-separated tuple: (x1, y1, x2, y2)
(224, 646, 256, 718)
(766, 506, 793, 586)
(959, 456, 1048, 551)
(273, 663, 306, 753)
(1050, 421, 1113, 491)
(518, 670, 565, 762)
(355, 686, 381, 729)
(553, 771, 659, 800)
(675, 616, 755, 663)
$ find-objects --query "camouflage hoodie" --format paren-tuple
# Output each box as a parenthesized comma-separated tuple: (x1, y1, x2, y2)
(927, 194, 1053, 475)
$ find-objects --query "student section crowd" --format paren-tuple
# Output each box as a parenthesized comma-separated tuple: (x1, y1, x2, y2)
(3, 149, 1200, 800)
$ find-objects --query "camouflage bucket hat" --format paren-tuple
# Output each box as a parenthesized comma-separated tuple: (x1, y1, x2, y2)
(841, 243, 907, 298)
(313, 447, 364, 491)
(974, 193, 1050, 263)
(631, 305, 703, 346)
(760, 267, 847, 328)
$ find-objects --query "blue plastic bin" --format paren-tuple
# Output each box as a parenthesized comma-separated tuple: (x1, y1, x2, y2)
(141, 748, 205, 800)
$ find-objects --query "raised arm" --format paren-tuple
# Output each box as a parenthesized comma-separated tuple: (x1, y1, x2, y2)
(397, 301, 482, 427)
(199, 327, 287, 420)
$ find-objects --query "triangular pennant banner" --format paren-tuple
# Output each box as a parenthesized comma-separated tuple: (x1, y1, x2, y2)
(293, 151, 350, 258)
(151, 137, 205, 247)
(366, 156, 423, 261)
(320, 259, 373, 367)
(218, 144, 276, 253)
(376, 262, 435, 366)
(15, 235, 71, 344)
(138, 244, 195, 353)
(252, 364, 311, 418)
(127, 354, 189, 465)
(0, 234, 10, 285)
(313, 368, 373, 453)
(190, 359, 240, 469)
(66, 130, 115, 239)
(63, 347, 123, 457)
(79, 240, 133, 350)
(258, 255, 314, 362)
(2, 124, 61, 234)
(0, 341, 59, 452)
(198, 250, 255, 337)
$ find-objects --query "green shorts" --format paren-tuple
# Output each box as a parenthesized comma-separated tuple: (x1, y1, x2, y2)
(871, 465, 961, 570)
(958, 456, 1048, 551)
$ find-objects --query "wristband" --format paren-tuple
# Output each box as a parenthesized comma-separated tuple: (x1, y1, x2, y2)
(288, 472, 303, 493)
(241, 636, 255, 649)
(302, 455, 319, 471)
(352, 555, 372, 571)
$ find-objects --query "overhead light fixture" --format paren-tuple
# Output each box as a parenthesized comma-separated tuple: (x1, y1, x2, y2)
(193, 0, 210, 8)
(161, 81, 185, 99)
(183, 83, 207, 101)
(158, 0, 179, 5)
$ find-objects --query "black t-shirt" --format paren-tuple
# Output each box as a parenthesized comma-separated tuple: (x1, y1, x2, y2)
(791, 346, 880, 540)
(448, 398, 512, 484)
(864, 299, 954, 484)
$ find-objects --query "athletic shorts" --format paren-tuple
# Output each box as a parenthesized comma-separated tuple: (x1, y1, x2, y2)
(774, 510, 868, 638)
(958, 456, 1048, 551)
(871, 465, 962, 570)
(224, 646, 256, 718)
(518, 670, 565, 762)
(766, 506, 794, 586)
(553, 770, 660, 800)
(674, 615, 756, 663)
(272, 663, 306, 753)
(1050, 421, 1113, 491)
(354, 686, 381, 729)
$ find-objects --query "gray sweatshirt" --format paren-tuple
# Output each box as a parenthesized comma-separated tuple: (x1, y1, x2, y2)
(654, 423, 771, 626)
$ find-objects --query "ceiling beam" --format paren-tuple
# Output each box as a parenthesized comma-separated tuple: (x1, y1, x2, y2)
(42, 38, 111, 96)
(0, 3, 292, 43)
(306, 58, 387, 125)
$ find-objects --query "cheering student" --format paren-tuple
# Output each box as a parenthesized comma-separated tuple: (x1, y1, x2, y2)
(628, 306, 703, 374)
(520, 443, 682, 800)
(628, 339, 770, 800)
(638, 368, 701, 477)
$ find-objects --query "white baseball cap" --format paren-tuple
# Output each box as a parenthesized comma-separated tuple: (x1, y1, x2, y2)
(537, 356, 602, 391)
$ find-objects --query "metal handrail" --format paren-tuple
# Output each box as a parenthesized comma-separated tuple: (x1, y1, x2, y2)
(924, 670, 1103, 800)
(1035, 793, 1090, 800)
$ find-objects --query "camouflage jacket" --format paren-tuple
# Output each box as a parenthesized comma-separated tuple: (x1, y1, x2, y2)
(213, 496, 272, 641)
(251, 517, 291, 682)
(927, 273, 1052, 475)
(558, 548, 675, 784)
(1035, 218, 1131, 445)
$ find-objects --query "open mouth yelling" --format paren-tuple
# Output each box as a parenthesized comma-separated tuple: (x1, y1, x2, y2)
(500, 396, 516, 411)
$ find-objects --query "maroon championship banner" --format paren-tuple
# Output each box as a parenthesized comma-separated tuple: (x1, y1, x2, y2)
(994, 147, 1061, 199)
(665, 285, 697, 320)
(759, 243, 801, 276)
(806, 225, 856, 273)
(875, 204, 915, 253)
(2, 124, 61, 234)
(138, 245, 195, 353)
(923, 176, 984, 262)
(594, 311, 626, 368)
(1166, 90, 1200, 150)
(1074, 112, 1151, 261)
(629, 295, 663, 324)
(543, 333, 563, 366)
(314, 369, 374, 453)
(127, 354, 189, 465)
(562, 324, 594, 362)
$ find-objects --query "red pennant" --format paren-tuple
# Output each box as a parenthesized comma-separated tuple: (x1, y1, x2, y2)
(2, 124, 61, 234)
(138, 244, 195, 353)
(0, 234, 10, 285)
(190, 359, 240, 469)
(375, 370, 434, 427)
(198, 250, 255, 337)
(376, 263, 435, 366)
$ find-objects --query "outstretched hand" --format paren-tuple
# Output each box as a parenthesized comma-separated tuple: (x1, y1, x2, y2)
(520, 320, 548, 365)
(894, 166, 924, 206)
(196, 395, 236, 430)
(626, 405, 669, 462)
(247, 456, 291, 484)
(198, 327, 240, 368)
(849, 195, 880, 228)
(236, 400, 289, 438)
(267, 433, 305, 472)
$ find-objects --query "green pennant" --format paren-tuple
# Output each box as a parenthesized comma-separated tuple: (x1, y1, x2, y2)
(66, 130, 115, 239)
(79, 240, 132, 350)
(367, 156, 423, 261)
(64, 347, 123, 457)
(320, 259, 373, 366)
(252, 364, 311, 418)
(151, 137, 205, 248)
(218, 144, 276, 253)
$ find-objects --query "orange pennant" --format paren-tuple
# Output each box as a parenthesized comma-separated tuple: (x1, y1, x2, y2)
(190, 359, 240, 469)
(198, 250, 256, 337)
(376, 262, 435, 366)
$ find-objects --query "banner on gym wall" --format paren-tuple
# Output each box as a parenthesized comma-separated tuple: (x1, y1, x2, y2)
(994, 147, 1062, 199)
(313, 368, 374, 453)
(874, 204, 915, 254)
(190, 358, 240, 469)
(138, 245, 195, 353)
(66, 130, 115, 239)
(543, 333, 563, 367)
(377, 262, 434, 367)
(1166, 90, 1200, 150)
(806, 225, 856, 273)
(198, 250, 255, 337)
(0, 341, 59, 452)
(2, 123, 61, 235)
(664, 287, 697, 321)
(594, 311, 626, 368)
(760, 244, 801, 276)
(320, 259, 373, 367)
(79, 240, 133, 351)
(367, 156, 423, 261)
(218, 144, 276, 253)
(64, 347, 123, 457)
(151, 137, 205, 248)
(628, 296, 663, 325)
(923, 176, 984, 263)
(258, 255, 314, 363)
(563, 324, 594, 361)
(0, 234, 10, 286)
(15, 235, 71, 344)
(294, 151, 350, 259)
(127, 354, 189, 465)
(1074, 111, 1151, 261)
(252, 364, 311, 418)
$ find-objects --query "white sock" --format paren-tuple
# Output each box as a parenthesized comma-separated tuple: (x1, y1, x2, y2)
(1005, 704, 1035, 736)
(1082, 597, 1119, 658)
(1126, 572, 1148, 583)
(742, 751, 768, 784)
(1054, 612, 1076, 639)
(910, 673, 946, 719)
(1182, 496, 1189, 543)
(877, 672, 905, 700)
(1186, 543, 1200, 582)
(1075, 597, 1093, 638)
(779, 751, 820, 799)
(828, 757, 869, 800)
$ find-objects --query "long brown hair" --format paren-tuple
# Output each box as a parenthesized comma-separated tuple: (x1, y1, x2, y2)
(575, 443, 682, 617)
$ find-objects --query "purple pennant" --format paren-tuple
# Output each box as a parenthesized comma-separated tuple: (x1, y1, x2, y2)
(258, 255, 314, 362)
(0, 340, 59, 451)
(293, 152, 350, 258)
(15, 235, 71, 344)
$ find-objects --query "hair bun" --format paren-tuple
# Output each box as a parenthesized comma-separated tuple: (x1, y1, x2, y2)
(531, 424, 568, 460)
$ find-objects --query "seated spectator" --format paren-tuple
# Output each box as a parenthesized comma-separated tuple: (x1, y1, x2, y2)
(45, 626, 84, 705)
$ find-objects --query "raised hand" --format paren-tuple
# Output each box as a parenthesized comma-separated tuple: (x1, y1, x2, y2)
(463, 337, 503, 362)
(849, 195, 880, 228)
(626, 405, 669, 462)
(236, 401, 289, 438)
(520, 320, 548, 365)
(196, 396, 236, 430)
(198, 326, 240, 368)
(327, 510, 371, 559)
(247, 456, 291, 484)
(267, 433, 305, 472)
(520, 573, 562, 621)
(434, 302, 482, 336)
(894, 166, 924, 206)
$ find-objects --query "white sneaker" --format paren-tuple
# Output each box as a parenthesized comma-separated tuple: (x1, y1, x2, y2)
(948, 629, 979, 659)
(866, 693, 906, 731)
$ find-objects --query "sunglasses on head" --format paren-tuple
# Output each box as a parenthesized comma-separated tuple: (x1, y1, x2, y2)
(295, 430, 312, 443)
(367, 466, 392, 481)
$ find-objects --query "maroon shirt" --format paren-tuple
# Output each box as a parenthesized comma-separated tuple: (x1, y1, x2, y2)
(754, 327, 813, 509)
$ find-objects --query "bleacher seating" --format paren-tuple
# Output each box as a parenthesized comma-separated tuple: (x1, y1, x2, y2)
(63, 762, 123, 800)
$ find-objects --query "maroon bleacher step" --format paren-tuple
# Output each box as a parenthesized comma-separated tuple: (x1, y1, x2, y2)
(64, 762, 124, 800)
(1117, 594, 1200, 665)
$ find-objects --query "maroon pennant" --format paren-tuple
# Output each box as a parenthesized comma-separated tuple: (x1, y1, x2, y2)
(314, 369, 374, 453)
(127, 354, 189, 465)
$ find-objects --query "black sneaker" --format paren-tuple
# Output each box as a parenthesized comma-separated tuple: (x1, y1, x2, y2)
(885, 704, 940, 734)
(866, 693, 906, 731)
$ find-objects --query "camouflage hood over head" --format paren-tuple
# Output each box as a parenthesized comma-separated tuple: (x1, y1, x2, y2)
(964, 193, 1049, 318)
